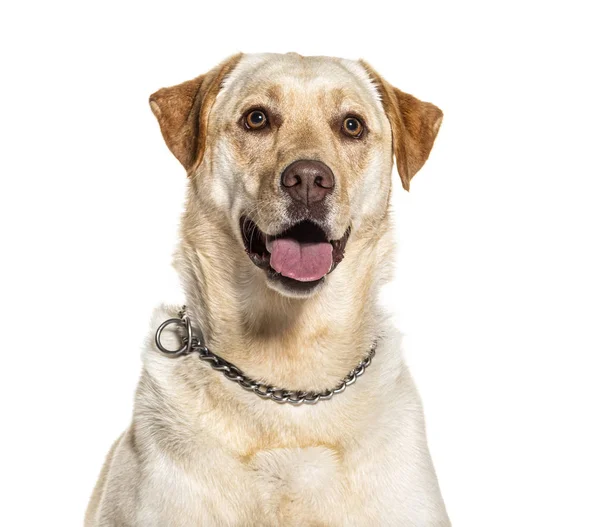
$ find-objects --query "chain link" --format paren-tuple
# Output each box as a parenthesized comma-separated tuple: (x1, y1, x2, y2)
(154, 306, 377, 405)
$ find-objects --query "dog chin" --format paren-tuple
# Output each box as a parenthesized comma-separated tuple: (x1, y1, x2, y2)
(264, 270, 326, 298)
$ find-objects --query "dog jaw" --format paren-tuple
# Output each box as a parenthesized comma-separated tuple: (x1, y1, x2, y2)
(239, 216, 351, 298)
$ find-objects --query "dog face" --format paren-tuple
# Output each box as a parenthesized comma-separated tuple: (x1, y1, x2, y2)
(150, 53, 442, 298)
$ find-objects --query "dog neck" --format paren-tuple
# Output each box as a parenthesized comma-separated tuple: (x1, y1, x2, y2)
(175, 201, 394, 392)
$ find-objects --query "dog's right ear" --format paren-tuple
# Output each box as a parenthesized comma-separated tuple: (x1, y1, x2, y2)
(149, 53, 242, 175)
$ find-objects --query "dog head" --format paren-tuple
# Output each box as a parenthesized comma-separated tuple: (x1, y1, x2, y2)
(150, 53, 442, 299)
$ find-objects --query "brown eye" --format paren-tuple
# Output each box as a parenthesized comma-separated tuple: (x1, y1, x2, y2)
(245, 109, 268, 130)
(342, 116, 364, 138)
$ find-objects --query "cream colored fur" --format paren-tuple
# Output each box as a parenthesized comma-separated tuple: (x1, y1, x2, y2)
(85, 52, 450, 526)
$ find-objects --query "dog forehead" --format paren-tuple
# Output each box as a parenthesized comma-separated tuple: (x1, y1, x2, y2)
(218, 53, 383, 110)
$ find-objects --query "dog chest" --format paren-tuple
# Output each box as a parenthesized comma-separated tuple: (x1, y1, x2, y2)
(245, 445, 347, 525)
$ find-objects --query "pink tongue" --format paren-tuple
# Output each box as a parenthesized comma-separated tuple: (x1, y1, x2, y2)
(269, 238, 333, 282)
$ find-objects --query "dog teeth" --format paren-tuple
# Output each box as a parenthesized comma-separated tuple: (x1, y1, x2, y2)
(265, 236, 274, 253)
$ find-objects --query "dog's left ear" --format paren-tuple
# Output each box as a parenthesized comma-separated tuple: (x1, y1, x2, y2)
(360, 60, 443, 191)
(149, 53, 243, 175)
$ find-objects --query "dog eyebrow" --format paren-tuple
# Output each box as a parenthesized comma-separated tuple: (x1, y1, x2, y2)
(236, 87, 282, 115)
(265, 85, 283, 103)
(327, 88, 347, 107)
(237, 86, 283, 109)
(315, 89, 368, 114)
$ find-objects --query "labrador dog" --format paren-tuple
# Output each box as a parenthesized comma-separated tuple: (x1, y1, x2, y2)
(85, 52, 450, 526)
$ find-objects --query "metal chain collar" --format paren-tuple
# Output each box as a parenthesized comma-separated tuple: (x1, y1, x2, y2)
(154, 306, 377, 406)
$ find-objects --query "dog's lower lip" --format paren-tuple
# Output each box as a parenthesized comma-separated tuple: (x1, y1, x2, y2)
(239, 216, 350, 284)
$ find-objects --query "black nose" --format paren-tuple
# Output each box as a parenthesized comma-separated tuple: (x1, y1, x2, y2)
(281, 160, 335, 207)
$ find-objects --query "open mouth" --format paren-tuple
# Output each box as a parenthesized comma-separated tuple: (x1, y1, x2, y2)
(240, 217, 350, 290)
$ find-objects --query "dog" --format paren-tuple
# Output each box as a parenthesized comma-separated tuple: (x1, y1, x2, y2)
(85, 52, 450, 526)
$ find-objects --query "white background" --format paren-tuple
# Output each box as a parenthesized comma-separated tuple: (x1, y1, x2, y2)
(1, 1, 599, 525)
